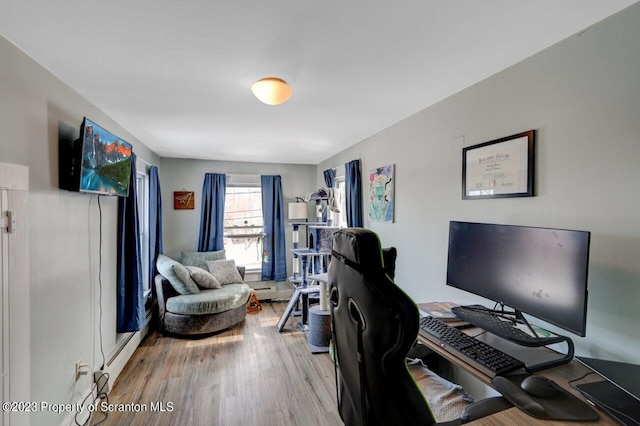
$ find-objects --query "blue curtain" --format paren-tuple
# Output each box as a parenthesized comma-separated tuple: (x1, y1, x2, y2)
(261, 175, 287, 281)
(323, 168, 335, 187)
(117, 153, 145, 333)
(345, 159, 363, 227)
(198, 173, 226, 251)
(149, 166, 163, 288)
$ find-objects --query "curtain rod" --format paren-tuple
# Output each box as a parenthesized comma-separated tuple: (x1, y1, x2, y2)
(326, 157, 361, 172)
(136, 156, 153, 167)
(326, 157, 360, 173)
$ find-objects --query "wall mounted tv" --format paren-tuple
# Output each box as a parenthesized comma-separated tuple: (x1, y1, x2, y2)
(59, 118, 133, 197)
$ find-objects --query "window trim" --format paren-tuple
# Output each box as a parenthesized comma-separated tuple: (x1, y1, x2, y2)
(333, 176, 347, 228)
(223, 178, 264, 272)
(136, 170, 151, 300)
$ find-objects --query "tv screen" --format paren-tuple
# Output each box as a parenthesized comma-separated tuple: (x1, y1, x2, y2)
(79, 118, 132, 197)
(446, 221, 591, 336)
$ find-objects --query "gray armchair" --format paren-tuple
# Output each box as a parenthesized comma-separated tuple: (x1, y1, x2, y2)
(155, 265, 249, 337)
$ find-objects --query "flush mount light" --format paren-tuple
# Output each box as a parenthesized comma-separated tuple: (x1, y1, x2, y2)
(251, 77, 293, 105)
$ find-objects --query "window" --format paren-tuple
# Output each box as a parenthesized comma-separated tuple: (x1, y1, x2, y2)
(136, 170, 150, 299)
(333, 176, 347, 227)
(224, 184, 264, 271)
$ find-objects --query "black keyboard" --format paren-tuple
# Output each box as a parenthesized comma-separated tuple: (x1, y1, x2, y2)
(451, 306, 561, 346)
(419, 315, 525, 377)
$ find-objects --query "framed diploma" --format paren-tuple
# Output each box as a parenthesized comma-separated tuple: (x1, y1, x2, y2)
(462, 130, 535, 199)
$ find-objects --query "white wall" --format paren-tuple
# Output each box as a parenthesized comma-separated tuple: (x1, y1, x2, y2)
(0, 35, 160, 425)
(159, 158, 316, 282)
(318, 3, 640, 364)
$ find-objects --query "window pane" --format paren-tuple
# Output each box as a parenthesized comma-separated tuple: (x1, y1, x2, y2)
(136, 173, 150, 296)
(224, 187, 264, 270)
(335, 180, 347, 227)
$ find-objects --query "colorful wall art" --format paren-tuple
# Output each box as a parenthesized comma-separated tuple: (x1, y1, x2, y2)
(368, 164, 394, 222)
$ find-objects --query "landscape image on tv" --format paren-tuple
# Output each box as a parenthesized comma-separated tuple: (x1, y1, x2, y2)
(79, 118, 132, 197)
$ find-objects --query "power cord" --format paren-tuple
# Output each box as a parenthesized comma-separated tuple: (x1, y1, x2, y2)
(97, 195, 106, 369)
(73, 367, 110, 426)
(73, 196, 110, 426)
(567, 370, 597, 389)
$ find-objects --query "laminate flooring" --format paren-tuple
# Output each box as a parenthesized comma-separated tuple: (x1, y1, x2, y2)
(92, 302, 342, 426)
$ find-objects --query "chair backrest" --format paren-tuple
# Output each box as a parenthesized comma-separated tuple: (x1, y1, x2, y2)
(381, 247, 397, 280)
(328, 228, 436, 426)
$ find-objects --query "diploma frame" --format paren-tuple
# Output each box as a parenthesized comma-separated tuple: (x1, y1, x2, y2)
(462, 130, 535, 199)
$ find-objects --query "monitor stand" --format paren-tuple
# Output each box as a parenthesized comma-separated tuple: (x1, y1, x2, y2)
(452, 304, 575, 373)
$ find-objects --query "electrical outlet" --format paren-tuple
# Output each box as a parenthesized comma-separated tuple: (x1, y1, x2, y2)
(75, 359, 83, 381)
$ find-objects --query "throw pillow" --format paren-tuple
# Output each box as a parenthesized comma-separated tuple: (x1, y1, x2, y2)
(156, 254, 200, 295)
(186, 265, 222, 289)
(181, 250, 226, 270)
(206, 259, 244, 285)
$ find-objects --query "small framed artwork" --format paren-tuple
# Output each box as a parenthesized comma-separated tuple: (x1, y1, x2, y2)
(174, 191, 195, 209)
(462, 130, 535, 199)
(368, 164, 394, 222)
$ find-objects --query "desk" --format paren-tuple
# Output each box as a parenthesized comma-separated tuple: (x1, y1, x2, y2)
(417, 324, 619, 425)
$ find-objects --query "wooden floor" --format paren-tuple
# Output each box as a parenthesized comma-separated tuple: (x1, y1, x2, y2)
(93, 302, 342, 426)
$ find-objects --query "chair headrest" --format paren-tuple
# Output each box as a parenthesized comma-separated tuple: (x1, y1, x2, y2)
(331, 228, 386, 276)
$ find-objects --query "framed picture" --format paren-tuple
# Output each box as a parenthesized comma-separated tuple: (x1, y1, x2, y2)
(174, 191, 195, 209)
(462, 130, 535, 199)
(368, 164, 394, 222)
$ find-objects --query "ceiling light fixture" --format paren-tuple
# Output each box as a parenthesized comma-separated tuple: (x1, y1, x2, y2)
(251, 77, 293, 106)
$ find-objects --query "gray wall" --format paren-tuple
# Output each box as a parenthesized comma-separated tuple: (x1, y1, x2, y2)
(2, 2, 640, 423)
(160, 158, 316, 278)
(318, 3, 640, 363)
(0, 35, 160, 425)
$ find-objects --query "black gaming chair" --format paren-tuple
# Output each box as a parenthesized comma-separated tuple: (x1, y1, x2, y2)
(328, 228, 510, 426)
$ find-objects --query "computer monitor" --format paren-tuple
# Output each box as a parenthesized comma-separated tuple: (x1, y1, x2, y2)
(446, 221, 591, 337)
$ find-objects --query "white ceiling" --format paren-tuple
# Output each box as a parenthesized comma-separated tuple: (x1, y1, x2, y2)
(1, 1, 637, 165)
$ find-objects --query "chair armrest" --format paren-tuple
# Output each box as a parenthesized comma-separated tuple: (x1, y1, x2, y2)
(459, 396, 512, 423)
(154, 274, 180, 315)
(237, 266, 246, 280)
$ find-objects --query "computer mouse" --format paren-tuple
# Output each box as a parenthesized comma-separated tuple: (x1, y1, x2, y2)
(521, 374, 563, 398)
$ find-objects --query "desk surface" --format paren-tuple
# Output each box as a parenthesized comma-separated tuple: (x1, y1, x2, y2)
(417, 323, 619, 425)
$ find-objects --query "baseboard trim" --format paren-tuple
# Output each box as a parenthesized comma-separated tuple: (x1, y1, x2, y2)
(104, 309, 153, 389)
(63, 310, 153, 426)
